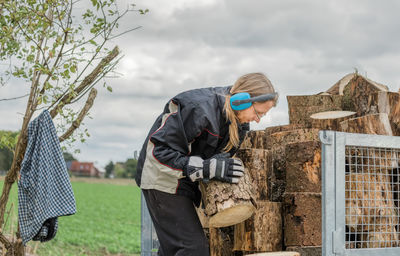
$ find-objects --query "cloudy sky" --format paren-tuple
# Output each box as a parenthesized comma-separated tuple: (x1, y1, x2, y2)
(2, 0, 400, 168)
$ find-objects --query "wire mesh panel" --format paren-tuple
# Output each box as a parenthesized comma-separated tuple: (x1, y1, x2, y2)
(345, 146, 400, 249)
(321, 131, 400, 256)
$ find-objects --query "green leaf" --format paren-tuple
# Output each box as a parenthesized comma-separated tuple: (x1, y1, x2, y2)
(107, 86, 112, 92)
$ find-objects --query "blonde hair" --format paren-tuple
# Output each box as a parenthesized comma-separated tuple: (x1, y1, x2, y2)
(223, 73, 278, 152)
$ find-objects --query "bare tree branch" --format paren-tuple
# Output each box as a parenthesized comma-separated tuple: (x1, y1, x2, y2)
(49, 46, 119, 118)
(59, 88, 97, 142)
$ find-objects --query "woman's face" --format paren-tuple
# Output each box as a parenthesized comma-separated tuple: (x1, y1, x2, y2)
(236, 101, 274, 124)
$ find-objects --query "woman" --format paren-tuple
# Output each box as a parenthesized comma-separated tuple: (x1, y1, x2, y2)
(135, 73, 278, 256)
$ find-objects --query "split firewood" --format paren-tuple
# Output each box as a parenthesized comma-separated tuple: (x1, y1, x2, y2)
(326, 72, 388, 96)
(233, 201, 282, 253)
(310, 110, 356, 131)
(285, 141, 321, 193)
(209, 227, 234, 256)
(340, 113, 393, 136)
(364, 91, 400, 136)
(345, 172, 398, 232)
(287, 95, 343, 127)
(283, 192, 322, 247)
(341, 75, 388, 114)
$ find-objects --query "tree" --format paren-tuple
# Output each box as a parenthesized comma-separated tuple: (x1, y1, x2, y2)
(63, 152, 76, 162)
(113, 162, 127, 178)
(0, 131, 18, 172)
(105, 160, 114, 178)
(0, 0, 147, 254)
(125, 158, 138, 178)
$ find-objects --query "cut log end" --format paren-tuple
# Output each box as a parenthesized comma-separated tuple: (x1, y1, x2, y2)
(310, 111, 356, 120)
(209, 202, 256, 228)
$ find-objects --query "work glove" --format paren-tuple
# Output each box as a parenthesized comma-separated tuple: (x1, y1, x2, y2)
(186, 153, 245, 183)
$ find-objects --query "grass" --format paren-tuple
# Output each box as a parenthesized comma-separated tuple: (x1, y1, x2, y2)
(0, 178, 141, 256)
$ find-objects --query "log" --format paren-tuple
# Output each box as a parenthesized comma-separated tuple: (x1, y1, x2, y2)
(340, 113, 393, 136)
(200, 166, 257, 228)
(326, 73, 387, 96)
(209, 227, 234, 256)
(310, 111, 356, 131)
(196, 204, 209, 228)
(235, 149, 269, 200)
(265, 128, 320, 150)
(286, 246, 322, 256)
(266, 129, 319, 201)
(345, 172, 398, 232)
(283, 192, 322, 247)
(241, 124, 305, 149)
(233, 201, 282, 252)
(361, 228, 399, 248)
(285, 141, 321, 193)
(341, 75, 388, 114)
(326, 73, 357, 95)
(364, 91, 400, 136)
(345, 144, 398, 172)
(287, 95, 343, 127)
(241, 130, 268, 150)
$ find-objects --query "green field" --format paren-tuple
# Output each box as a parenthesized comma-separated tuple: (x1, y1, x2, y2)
(0, 179, 141, 256)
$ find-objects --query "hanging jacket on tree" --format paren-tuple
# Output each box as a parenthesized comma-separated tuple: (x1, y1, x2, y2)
(135, 86, 249, 206)
(18, 110, 76, 245)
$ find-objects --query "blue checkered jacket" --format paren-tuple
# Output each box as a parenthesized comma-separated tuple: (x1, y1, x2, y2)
(18, 110, 76, 245)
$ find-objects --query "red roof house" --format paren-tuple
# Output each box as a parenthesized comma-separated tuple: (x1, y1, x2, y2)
(69, 161, 101, 177)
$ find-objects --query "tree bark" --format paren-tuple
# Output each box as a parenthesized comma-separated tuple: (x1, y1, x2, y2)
(235, 149, 269, 201)
(209, 227, 235, 256)
(363, 91, 400, 136)
(233, 201, 282, 253)
(287, 95, 343, 127)
(340, 113, 393, 135)
(341, 75, 388, 114)
(285, 141, 321, 193)
(283, 192, 322, 247)
(200, 167, 256, 228)
(310, 111, 356, 131)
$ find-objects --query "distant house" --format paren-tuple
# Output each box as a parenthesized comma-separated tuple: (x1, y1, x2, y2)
(69, 161, 104, 178)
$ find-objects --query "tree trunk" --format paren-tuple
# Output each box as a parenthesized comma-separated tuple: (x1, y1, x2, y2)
(287, 95, 343, 127)
(200, 168, 256, 228)
(340, 113, 393, 135)
(233, 201, 282, 253)
(310, 111, 356, 131)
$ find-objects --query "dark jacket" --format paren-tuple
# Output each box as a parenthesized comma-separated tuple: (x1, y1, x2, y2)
(135, 86, 249, 205)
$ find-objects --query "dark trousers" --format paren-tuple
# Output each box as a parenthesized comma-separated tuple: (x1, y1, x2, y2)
(142, 189, 210, 256)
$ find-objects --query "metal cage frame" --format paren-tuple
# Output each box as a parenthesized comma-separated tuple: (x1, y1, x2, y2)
(321, 130, 400, 256)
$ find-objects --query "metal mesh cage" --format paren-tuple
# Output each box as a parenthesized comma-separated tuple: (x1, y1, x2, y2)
(345, 145, 400, 249)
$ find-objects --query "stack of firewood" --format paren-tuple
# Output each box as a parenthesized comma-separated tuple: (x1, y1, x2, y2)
(201, 73, 400, 256)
